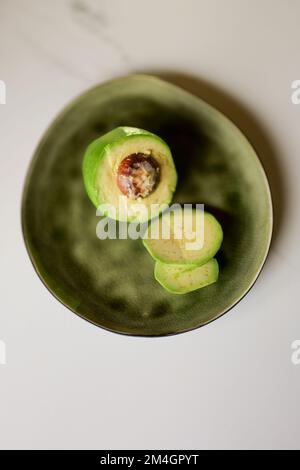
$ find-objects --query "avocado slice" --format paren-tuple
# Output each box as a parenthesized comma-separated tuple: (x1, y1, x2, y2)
(155, 258, 219, 294)
(143, 208, 223, 266)
(82, 126, 177, 222)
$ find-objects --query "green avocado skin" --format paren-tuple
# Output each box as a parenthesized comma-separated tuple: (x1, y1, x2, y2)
(83, 127, 127, 209)
(82, 126, 175, 212)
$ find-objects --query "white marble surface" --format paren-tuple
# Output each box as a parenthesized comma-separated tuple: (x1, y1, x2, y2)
(0, 0, 300, 450)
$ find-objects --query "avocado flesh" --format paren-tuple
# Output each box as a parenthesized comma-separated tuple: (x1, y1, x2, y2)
(143, 208, 223, 266)
(82, 126, 177, 222)
(155, 259, 219, 294)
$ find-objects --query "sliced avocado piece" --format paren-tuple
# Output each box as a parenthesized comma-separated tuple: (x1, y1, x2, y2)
(143, 208, 223, 265)
(82, 126, 177, 222)
(155, 258, 219, 294)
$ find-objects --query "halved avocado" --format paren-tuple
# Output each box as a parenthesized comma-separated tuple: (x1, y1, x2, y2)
(143, 208, 223, 265)
(155, 258, 219, 294)
(82, 126, 177, 222)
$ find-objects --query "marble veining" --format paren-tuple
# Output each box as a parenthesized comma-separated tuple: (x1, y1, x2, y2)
(70, 0, 132, 67)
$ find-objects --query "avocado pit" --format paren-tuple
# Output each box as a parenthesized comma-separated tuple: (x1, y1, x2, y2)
(117, 153, 160, 199)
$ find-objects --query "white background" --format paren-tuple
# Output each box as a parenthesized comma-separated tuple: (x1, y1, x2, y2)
(0, 0, 300, 450)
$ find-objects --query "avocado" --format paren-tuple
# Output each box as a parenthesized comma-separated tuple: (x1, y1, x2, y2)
(154, 258, 219, 294)
(143, 208, 223, 266)
(82, 126, 177, 222)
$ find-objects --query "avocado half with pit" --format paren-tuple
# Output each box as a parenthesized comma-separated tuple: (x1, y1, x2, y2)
(143, 208, 223, 266)
(83, 126, 177, 222)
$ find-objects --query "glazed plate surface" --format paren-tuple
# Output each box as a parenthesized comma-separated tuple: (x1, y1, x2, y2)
(22, 75, 273, 336)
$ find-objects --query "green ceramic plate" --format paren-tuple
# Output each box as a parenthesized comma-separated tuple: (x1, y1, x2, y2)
(22, 75, 273, 336)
